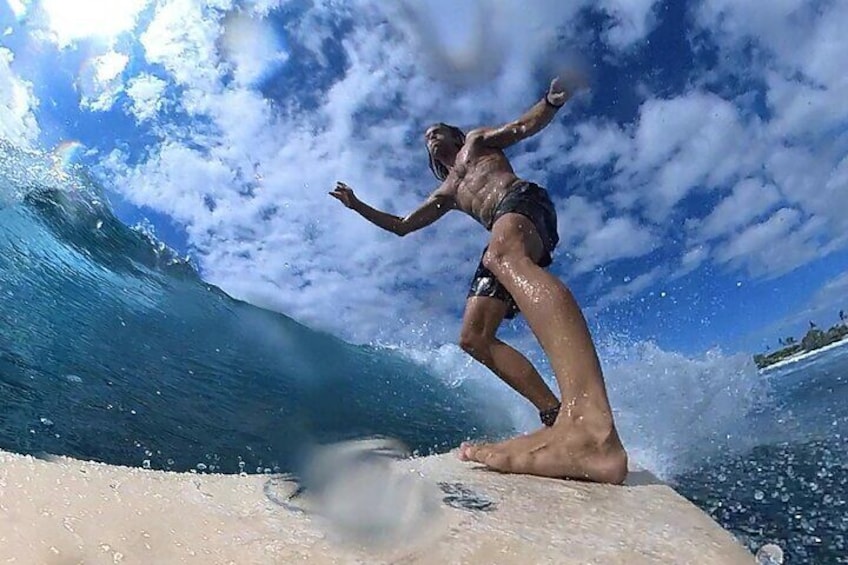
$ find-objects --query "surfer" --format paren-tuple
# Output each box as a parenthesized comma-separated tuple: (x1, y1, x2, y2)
(330, 77, 628, 484)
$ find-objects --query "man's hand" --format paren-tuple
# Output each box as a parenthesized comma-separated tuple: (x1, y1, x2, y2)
(546, 72, 588, 107)
(329, 181, 360, 209)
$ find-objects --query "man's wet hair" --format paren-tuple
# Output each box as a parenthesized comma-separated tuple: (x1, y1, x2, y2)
(427, 123, 466, 181)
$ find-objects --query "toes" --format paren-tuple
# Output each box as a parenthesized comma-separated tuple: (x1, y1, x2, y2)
(456, 443, 483, 463)
(480, 450, 514, 473)
(473, 446, 533, 474)
(456, 441, 477, 461)
(467, 444, 495, 464)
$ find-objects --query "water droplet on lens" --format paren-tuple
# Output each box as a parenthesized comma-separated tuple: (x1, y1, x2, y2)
(755, 543, 784, 564)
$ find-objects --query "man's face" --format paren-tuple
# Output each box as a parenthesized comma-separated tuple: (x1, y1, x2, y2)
(424, 124, 456, 155)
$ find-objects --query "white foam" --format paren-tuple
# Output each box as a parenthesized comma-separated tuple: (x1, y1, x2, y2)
(386, 335, 768, 480)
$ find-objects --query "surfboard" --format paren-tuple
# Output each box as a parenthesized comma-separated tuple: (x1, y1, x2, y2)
(0, 440, 754, 564)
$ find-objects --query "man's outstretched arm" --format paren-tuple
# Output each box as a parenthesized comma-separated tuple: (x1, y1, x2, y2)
(330, 182, 454, 236)
(470, 75, 585, 150)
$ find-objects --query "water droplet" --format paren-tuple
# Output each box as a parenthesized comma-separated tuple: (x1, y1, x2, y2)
(756, 543, 784, 564)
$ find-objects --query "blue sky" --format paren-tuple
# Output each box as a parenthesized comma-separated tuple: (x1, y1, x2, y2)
(1, 0, 846, 358)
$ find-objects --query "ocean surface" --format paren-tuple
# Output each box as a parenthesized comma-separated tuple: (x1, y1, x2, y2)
(1, 143, 846, 563)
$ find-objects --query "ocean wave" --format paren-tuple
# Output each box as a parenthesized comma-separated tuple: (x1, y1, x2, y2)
(0, 140, 499, 473)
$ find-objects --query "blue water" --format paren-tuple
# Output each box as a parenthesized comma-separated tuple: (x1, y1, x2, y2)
(0, 141, 507, 475)
(675, 349, 848, 563)
(1, 142, 846, 563)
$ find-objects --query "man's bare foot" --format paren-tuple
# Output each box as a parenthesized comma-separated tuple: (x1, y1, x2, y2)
(457, 421, 628, 485)
(457, 425, 550, 462)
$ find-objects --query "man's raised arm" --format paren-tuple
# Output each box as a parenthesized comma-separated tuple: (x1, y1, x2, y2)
(469, 75, 586, 150)
(330, 182, 454, 236)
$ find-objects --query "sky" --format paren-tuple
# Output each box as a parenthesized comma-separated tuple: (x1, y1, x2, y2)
(0, 0, 846, 358)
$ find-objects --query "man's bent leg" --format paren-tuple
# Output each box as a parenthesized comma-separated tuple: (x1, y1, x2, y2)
(459, 296, 560, 414)
(459, 213, 628, 484)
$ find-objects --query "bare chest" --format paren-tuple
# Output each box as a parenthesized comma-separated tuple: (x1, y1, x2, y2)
(441, 153, 517, 221)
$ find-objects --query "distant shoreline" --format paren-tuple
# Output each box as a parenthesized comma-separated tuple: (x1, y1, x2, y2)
(759, 335, 848, 373)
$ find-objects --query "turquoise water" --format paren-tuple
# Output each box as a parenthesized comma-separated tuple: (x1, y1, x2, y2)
(0, 141, 506, 475)
(1, 142, 846, 562)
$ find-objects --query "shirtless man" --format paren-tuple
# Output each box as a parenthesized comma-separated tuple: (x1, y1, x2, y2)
(330, 77, 628, 484)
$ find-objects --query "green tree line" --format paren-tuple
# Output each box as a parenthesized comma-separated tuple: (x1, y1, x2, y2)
(754, 310, 848, 369)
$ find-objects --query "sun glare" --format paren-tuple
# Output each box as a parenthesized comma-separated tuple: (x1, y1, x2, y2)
(40, 0, 149, 45)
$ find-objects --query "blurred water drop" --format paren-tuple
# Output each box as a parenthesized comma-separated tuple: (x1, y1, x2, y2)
(299, 438, 442, 547)
(755, 543, 784, 564)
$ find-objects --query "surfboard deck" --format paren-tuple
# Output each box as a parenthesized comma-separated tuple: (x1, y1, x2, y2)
(0, 445, 753, 564)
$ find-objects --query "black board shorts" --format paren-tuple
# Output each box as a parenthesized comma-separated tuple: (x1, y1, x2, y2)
(467, 181, 560, 319)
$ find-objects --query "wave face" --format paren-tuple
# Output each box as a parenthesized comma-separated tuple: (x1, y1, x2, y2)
(0, 141, 504, 474)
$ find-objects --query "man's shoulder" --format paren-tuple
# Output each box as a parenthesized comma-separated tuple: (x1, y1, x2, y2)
(464, 127, 489, 143)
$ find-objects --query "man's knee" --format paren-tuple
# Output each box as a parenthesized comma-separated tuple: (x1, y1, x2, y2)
(481, 244, 509, 274)
(459, 327, 491, 357)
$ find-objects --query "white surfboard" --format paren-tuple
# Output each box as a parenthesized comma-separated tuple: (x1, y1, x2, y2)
(0, 440, 753, 564)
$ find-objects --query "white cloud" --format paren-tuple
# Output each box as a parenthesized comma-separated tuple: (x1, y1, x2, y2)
(126, 74, 168, 122)
(598, 0, 660, 49)
(220, 12, 289, 87)
(78, 51, 129, 111)
(574, 215, 659, 275)
(0, 47, 39, 146)
(5, 0, 28, 19)
(39, 0, 150, 47)
(566, 120, 630, 167)
(713, 207, 824, 278)
(617, 92, 757, 221)
(688, 0, 848, 278)
(690, 178, 782, 243)
(140, 0, 226, 92)
(672, 245, 709, 280)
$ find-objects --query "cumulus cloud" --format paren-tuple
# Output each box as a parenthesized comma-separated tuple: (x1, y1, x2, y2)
(0, 47, 39, 145)
(690, 178, 782, 244)
(18, 0, 150, 47)
(598, 0, 660, 50)
(712, 207, 824, 278)
(78, 51, 130, 111)
(125, 74, 169, 122)
(558, 200, 660, 275)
